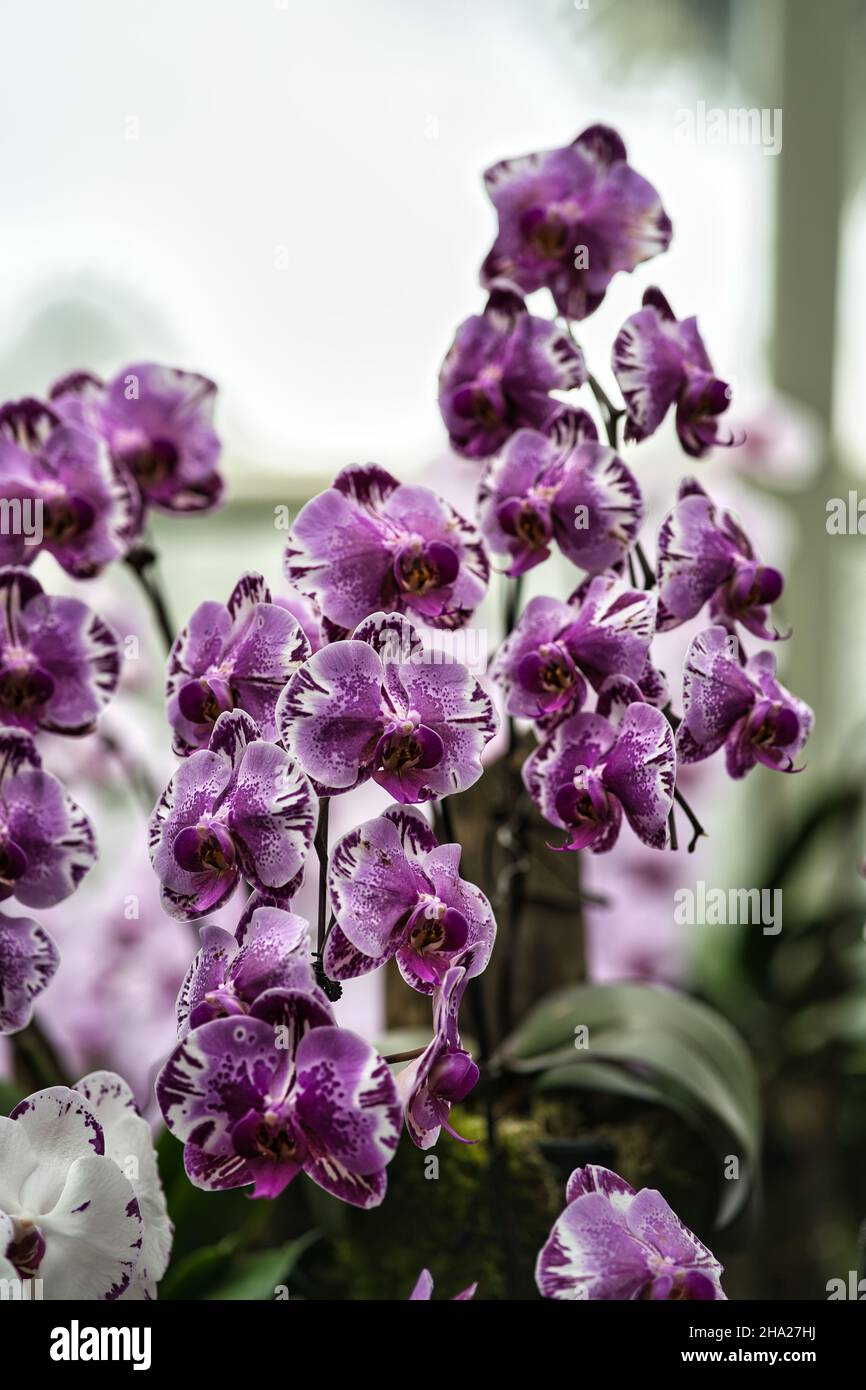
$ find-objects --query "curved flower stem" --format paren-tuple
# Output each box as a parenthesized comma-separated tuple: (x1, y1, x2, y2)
(99, 730, 159, 812)
(438, 794, 457, 846)
(668, 806, 679, 853)
(125, 541, 176, 654)
(314, 797, 331, 957)
(634, 540, 656, 590)
(382, 1045, 427, 1064)
(673, 788, 706, 854)
(503, 574, 524, 756)
(586, 371, 624, 443)
(584, 371, 654, 591)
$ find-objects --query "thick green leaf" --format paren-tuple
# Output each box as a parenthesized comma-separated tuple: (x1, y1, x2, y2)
(160, 1237, 239, 1301)
(0, 1079, 22, 1116)
(498, 983, 761, 1224)
(533, 1059, 685, 1108)
(210, 1232, 319, 1301)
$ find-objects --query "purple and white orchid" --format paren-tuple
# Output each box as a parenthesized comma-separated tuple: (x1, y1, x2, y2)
(480, 126, 672, 320)
(408, 1268, 477, 1300)
(323, 804, 495, 992)
(277, 613, 498, 803)
(0, 909, 59, 1034)
(0, 726, 96, 909)
(51, 362, 224, 514)
(157, 986, 401, 1207)
(0, 568, 121, 735)
(176, 904, 314, 1035)
(284, 464, 489, 633)
(536, 1165, 725, 1300)
(677, 627, 813, 779)
(166, 572, 311, 756)
(148, 709, 316, 919)
(396, 964, 479, 1148)
(0, 1072, 172, 1299)
(274, 587, 325, 654)
(523, 697, 676, 852)
(0, 397, 140, 576)
(438, 284, 586, 459)
(0, 116, 822, 1307)
(612, 288, 738, 458)
(490, 575, 659, 731)
(478, 428, 643, 579)
(656, 478, 785, 640)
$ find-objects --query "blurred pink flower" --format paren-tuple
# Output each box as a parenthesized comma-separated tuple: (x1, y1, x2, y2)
(30, 841, 195, 1114)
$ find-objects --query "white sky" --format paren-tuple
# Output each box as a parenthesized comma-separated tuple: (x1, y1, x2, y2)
(0, 0, 774, 488)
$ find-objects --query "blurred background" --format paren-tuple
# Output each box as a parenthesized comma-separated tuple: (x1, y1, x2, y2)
(2, 0, 866, 1298)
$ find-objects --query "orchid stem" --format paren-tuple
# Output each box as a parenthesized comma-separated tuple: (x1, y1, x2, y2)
(634, 540, 656, 589)
(125, 542, 176, 654)
(314, 797, 331, 957)
(504, 574, 524, 756)
(586, 372, 624, 449)
(99, 730, 158, 812)
(668, 806, 679, 853)
(674, 788, 706, 854)
(438, 794, 457, 846)
(383, 1045, 427, 1065)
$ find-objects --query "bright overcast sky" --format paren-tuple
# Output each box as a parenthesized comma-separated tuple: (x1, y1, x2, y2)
(0, 0, 773, 487)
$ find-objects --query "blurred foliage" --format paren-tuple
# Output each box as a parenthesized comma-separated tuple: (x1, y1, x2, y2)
(496, 981, 760, 1227)
(695, 766, 866, 1298)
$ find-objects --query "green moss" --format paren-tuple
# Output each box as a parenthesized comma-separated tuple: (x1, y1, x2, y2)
(532, 1093, 718, 1235)
(311, 1110, 561, 1300)
(302, 1090, 723, 1299)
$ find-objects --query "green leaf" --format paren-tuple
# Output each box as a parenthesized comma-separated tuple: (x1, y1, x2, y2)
(533, 1059, 683, 1107)
(0, 1079, 22, 1117)
(498, 983, 761, 1224)
(160, 1237, 239, 1301)
(210, 1232, 319, 1301)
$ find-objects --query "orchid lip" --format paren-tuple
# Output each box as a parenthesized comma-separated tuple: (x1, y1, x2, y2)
(374, 723, 444, 776)
(178, 676, 235, 724)
(6, 1218, 46, 1280)
(119, 435, 180, 485)
(394, 539, 460, 597)
(0, 663, 56, 712)
(230, 1106, 302, 1164)
(173, 821, 236, 874)
(496, 496, 553, 549)
(748, 699, 799, 751)
(518, 643, 579, 701)
(520, 203, 573, 259)
(43, 493, 97, 541)
(0, 837, 29, 895)
(452, 382, 504, 429)
(428, 1049, 480, 1103)
(405, 899, 470, 957)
